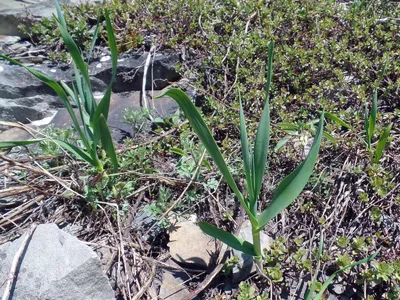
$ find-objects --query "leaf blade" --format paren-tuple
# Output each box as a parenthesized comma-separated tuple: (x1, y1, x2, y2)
(198, 222, 255, 256)
(0, 139, 45, 148)
(99, 114, 118, 171)
(257, 113, 324, 231)
(252, 41, 274, 203)
(373, 123, 392, 164)
(158, 88, 257, 224)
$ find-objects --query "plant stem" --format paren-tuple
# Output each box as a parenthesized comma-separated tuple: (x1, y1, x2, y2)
(252, 230, 263, 271)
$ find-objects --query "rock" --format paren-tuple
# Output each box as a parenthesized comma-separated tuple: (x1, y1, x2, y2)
(0, 95, 60, 123)
(131, 209, 164, 242)
(89, 53, 180, 92)
(0, 223, 114, 300)
(232, 220, 273, 283)
(0, 35, 20, 45)
(283, 274, 311, 300)
(51, 89, 179, 142)
(0, 0, 103, 37)
(159, 259, 190, 300)
(168, 220, 218, 269)
(0, 62, 107, 99)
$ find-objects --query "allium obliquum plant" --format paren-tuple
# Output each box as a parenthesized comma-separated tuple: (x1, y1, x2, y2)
(160, 42, 325, 269)
(0, 2, 118, 172)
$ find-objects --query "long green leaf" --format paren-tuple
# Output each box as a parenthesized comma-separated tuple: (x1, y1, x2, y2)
(373, 123, 392, 164)
(257, 113, 324, 232)
(324, 112, 350, 129)
(158, 88, 257, 224)
(305, 234, 324, 300)
(313, 251, 379, 300)
(238, 89, 253, 206)
(94, 8, 117, 122)
(0, 139, 45, 148)
(252, 41, 274, 204)
(55, 2, 93, 102)
(53, 140, 95, 166)
(99, 114, 118, 171)
(198, 222, 255, 256)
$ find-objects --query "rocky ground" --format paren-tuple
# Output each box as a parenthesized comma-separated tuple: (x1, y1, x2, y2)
(0, 0, 400, 300)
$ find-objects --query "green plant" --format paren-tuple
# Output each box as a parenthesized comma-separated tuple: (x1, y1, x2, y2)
(0, 3, 118, 173)
(363, 60, 392, 164)
(305, 234, 378, 300)
(237, 282, 267, 300)
(160, 42, 324, 269)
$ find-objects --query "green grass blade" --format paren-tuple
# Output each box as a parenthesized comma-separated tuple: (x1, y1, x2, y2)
(252, 41, 274, 203)
(364, 103, 370, 149)
(0, 139, 45, 148)
(87, 20, 100, 64)
(305, 233, 324, 300)
(313, 251, 379, 300)
(0, 54, 88, 149)
(257, 113, 324, 231)
(274, 137, 291, 151)
(373, 123, 392, 164)
(323, 131, 337, 144)
(55, 2, 93, 98)
(368, 88, 377, 145)
(198, 222, 255, 256)
(99, 114, 118, 171)
(324, 112, 351, 129)
(239, 89, 254, 206)
(159, 88, 257, 224)
(53, 140, 95, 166)
(94, 9, 118, 122)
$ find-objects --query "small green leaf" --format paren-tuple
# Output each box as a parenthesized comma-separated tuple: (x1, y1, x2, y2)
(170, 147, 184, 156)
(0, 139, 45, 148)
(274, 137, 291, 151)
(324, 112, 350, 129)
(373, 123, 392, 164)
(323, 131, 337, 144)
(198, 222, 255, 256)
(257, 113, 324, 231)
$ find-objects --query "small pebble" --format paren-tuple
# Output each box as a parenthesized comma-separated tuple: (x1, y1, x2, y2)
(96, 63, 102, 68)
(100, 55, 111, 62)
(0, 66, 3, 73)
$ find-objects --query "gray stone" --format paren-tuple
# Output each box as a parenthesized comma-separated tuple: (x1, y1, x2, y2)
(131, 209, 164, 242)
(159, 259, 190, 300)
(89, 53, 180, 93)
(168, 221, 218, 269)
(0, 223, 114, 300)
(0, 0, 103, 37)
(0, 62, 107, 99)
(0, 95, 60, 123)
(232, 220, 273, 283)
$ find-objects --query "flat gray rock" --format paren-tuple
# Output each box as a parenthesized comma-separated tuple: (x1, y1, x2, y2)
(0, 0, 103, 36)
(0, 223, 114, 300)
